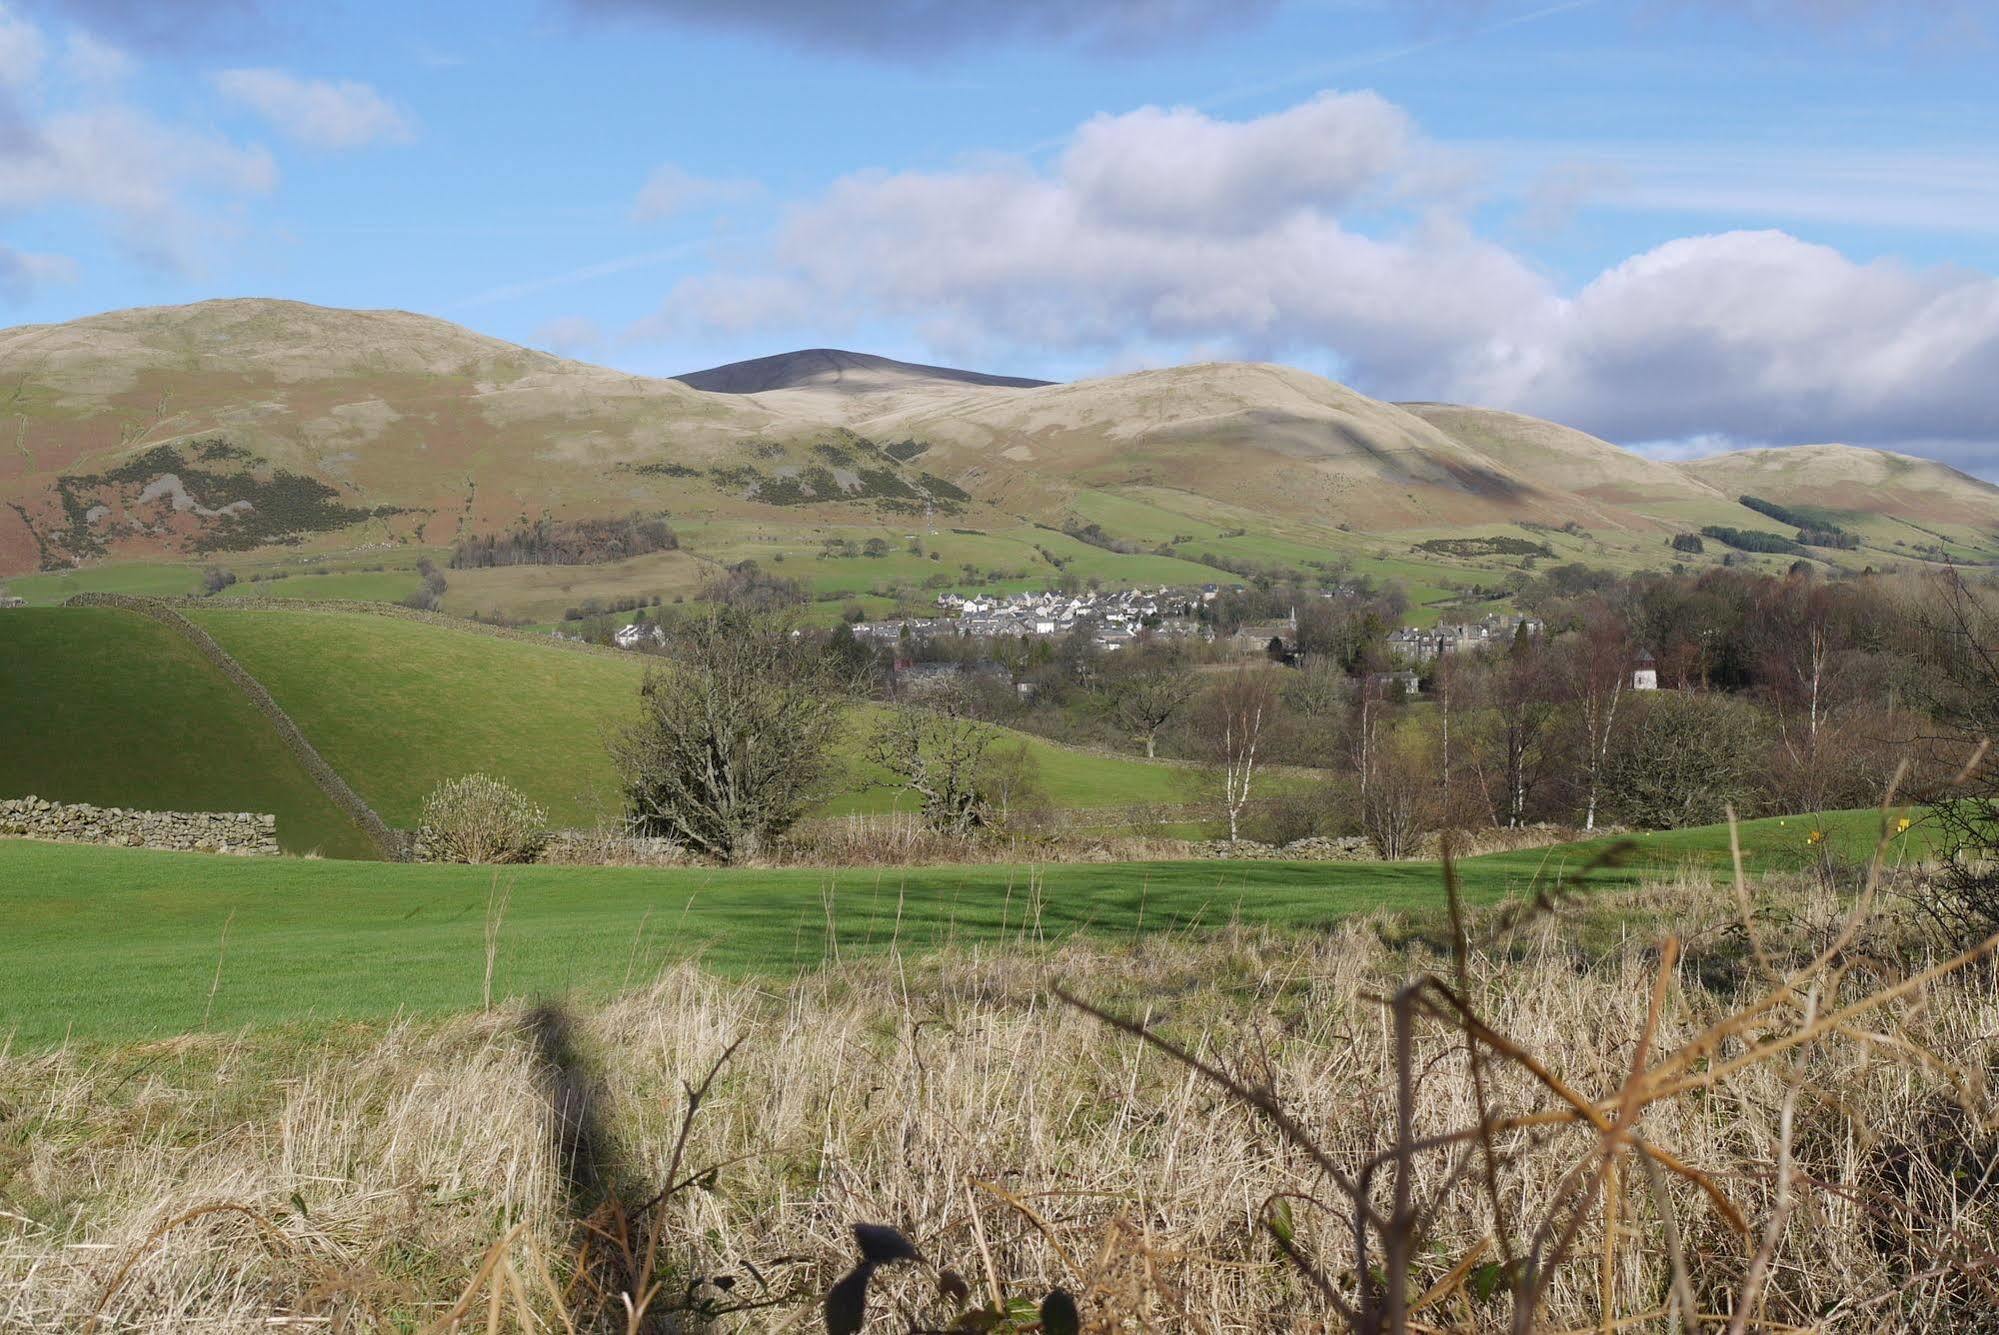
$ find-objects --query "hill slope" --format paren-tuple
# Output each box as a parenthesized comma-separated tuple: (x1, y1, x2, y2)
(1679, 445, 1999, 563)
(0, 604, 1197, 850)
(6, 299, 1995, 594)
(0, 608, 374, 856)
(0, 299, 777, 573)
(676, 347, 1049, 395)
(852, 362, 1581, 529)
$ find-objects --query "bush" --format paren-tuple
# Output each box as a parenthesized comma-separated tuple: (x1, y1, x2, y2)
(1604, 692, 1767, 829)
(421, 774, 547, 864)
(610, 607, 842, 861)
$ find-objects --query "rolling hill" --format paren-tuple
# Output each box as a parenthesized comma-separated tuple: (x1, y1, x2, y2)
(0, 603, 1194, 852)
(4, 299, 1996, 608)
(1680, 445, 1999, 559)
(0, 607, 375, 856)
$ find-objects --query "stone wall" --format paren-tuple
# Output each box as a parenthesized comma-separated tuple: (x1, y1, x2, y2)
(0, 795, 281, 855)
(62, 593, 401, 859)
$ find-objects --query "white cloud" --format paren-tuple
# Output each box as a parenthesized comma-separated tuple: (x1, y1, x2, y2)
(653, 93, 1541, 383)
(212, 67, 413, 150)
(0, 104, 277, 270)
(1459, 229, 1999, 446)
(63, 30, 131, 85)
(1059, 91, 1416, 235)
(533, 315, 604, 355)
(632, 162, 761, 221)
(0, 4, 45, 87)
(0, 243, 76, 302)
(642, 90, 1999, 465)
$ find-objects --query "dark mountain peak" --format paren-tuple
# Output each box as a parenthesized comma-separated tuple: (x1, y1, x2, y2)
(674, 347, 1051, 395)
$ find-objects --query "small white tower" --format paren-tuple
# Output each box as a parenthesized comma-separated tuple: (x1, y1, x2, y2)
(1632, 649, 1658, 691)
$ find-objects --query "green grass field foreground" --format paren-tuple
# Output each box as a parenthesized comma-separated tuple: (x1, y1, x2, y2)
(0, 808, 1919, 1045)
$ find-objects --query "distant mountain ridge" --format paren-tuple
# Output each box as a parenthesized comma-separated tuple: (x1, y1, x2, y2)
(2, 299, 1995, 580)
(675, 347, 1050, 395)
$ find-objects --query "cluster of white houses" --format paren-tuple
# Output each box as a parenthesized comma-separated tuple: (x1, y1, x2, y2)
(607, 585, 1660, 689)
(851, 586, 1212, 652)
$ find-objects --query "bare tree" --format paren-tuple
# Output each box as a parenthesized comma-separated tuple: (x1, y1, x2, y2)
(1473, 631, 1559, 828)
(1751, 575, 1860, 808)
(1103, 659, 1197, 758)
(608, 607, 842, 862)
(1557, 606, 1633, 831)
(1360, 725, 1436, 859)
(865, 696, 1000, 836)
(1349, 672, 1386, 801)
(1195, 667, 1278, 845)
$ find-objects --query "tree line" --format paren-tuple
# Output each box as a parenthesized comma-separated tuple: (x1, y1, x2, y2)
(450, 514, 677, 569)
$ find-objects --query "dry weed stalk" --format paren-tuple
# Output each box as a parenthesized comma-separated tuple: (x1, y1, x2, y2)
(1053, 801, 1999, 1332)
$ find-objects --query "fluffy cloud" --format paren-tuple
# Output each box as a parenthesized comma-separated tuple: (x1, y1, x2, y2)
(533, 314, 605, 356)
(1459, 230, 1999, 446)
(1060, 91, 1418, 234)
(0, 242, 75, 302)
(212, 68, 413, 149)
(0, 4, 43, 86)
(564, 0, 1277, 57)
(649, 92, 1999, 460)
(63, 30, 132, 85)
(632, 162, 761, 221)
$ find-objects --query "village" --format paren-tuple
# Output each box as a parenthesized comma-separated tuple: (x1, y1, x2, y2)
(610, 582, 1584, 689)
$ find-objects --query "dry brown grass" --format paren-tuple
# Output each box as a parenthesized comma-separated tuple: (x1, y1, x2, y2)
(2, 860, 1995, 1331)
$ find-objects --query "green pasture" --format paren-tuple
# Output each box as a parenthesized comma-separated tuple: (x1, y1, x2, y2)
(1, 605, 1201, 841)
(0, 609, 374, 856)
(0, 807, 1922, 1045)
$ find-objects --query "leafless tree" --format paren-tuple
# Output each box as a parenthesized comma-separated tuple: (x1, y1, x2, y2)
(1905, 567, 1999, 945)
(1103, 659, 1197, 759)
(1196, 667, 1278, 845)
(1557, 606, 1633, 831)
(608, 607, 842, 862)
(866, 695, 1001, 836)
(1360, 725, 1436, 859)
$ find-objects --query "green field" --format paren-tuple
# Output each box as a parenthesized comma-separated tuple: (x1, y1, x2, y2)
(1, 605, 1201, 841)
(0, 609, 375, 856)
(0, 807, 1918, 1044)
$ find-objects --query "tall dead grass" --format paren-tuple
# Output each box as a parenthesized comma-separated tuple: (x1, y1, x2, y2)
(2, 858, 1994, 1330)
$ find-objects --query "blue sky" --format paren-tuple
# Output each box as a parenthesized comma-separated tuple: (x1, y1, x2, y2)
(2, 0, 1997, 469)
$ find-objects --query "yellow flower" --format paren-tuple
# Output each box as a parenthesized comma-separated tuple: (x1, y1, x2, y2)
(1897, 816, 1913, 833)
(1806, 829, 1825, 845)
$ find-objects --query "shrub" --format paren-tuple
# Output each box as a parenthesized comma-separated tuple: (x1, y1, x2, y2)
(610, 607, 843, 862)
(421, 774, 547, 864)
(1604, 691, 1767, 829)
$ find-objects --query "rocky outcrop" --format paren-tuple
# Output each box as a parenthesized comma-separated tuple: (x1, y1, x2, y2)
(0, 795, 280, 855)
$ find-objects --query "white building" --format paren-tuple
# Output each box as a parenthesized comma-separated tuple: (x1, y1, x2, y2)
(1632, 650, 1658, 691)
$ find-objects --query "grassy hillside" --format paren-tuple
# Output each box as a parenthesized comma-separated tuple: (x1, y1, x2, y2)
(0, 807, 1919, 1043)
(171, 605, 1193, 824)
(0, 609, 373, 856)
(13, 300, 1982, 619)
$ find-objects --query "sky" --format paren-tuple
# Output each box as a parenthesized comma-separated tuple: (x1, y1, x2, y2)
(1, 0, 1997, 472)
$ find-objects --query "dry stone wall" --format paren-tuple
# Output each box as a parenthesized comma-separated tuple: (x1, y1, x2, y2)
(1, 796, 281, 855)
(63, 592, 402, 858)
